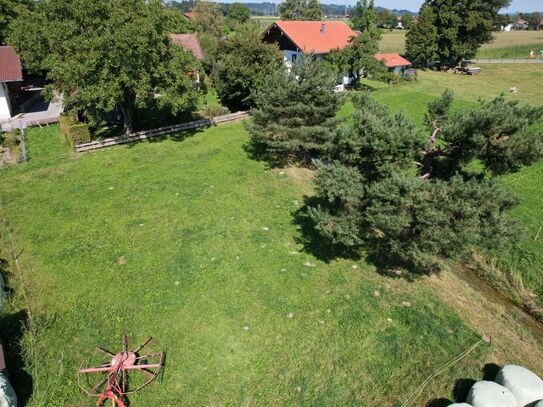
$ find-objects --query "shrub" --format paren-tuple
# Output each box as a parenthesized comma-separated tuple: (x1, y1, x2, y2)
(59, 115, 90, 151)
(199, 103, 229, 118)
(0, 129, 24, 163)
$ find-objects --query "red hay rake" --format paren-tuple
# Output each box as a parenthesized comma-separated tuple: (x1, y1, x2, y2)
(78, 335, 164, 406)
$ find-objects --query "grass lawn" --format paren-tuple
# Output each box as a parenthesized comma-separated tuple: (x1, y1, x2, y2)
(379, 30, 407, 53)
(0, 122, 507, 406)
(1, 64, 543, 406)
(379, 30, 543, 57)
(362, 64, 543, 105)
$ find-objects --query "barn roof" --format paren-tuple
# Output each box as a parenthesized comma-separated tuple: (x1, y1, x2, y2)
(266, 21, 357, 54)
(170, 34, 205, 60)
(374, 53, 412, 68)
(0, 46, 23, 82)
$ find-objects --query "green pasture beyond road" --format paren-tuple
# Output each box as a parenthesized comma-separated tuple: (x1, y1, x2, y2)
(0, 64, 542, 406)
(379, 30, 543, 59)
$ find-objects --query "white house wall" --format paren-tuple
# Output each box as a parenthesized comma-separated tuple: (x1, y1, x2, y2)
(0, 82, 13, 121)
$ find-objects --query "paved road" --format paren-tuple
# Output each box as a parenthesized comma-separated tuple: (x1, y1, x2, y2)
(471, 58, 543, 64)
(0, 96, 63, 132)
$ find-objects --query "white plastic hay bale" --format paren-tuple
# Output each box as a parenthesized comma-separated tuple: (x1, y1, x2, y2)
(466, 381, 518, 407)
(0, 373, 17, 407)
(448, 403, 473, 406)
(495, 365, 543, 407)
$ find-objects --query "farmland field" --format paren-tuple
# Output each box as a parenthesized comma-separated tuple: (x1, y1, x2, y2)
(379, 30, 543, 58)
(1, 64, 543, 406)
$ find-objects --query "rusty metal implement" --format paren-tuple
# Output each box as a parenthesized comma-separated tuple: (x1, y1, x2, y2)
(78, 335, 164, 406)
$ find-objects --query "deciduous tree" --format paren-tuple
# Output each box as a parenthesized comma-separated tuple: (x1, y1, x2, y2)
(326, 30, 387, 86)
(351, 0, 378, 32)
(228, 3, 251, 24)
(9, 0, 200, 133)
(0, 0, 32, 44)
(278, 0, 322, 21)
(213, 24, 281, 111)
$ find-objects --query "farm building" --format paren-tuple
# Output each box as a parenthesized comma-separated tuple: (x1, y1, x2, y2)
(262, 21, 358, 89)
(0, 46, 23, 121)
(374, 53, 412, 73)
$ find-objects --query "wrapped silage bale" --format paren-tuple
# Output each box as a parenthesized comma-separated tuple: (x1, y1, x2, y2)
(448, 404, 473, 406)
(466, 381, 518, 407)
(495, 365, 543, 407)
(0, 373, 17, 407)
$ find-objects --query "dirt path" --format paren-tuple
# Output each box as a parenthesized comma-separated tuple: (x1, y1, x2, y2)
(425, 267, 543, 376)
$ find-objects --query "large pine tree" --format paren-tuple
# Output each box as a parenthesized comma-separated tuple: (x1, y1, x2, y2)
(246, 57, 340, 165)
(405, 5, 438, 67)
(412, 0, 510, 66)
(308, 92, 543, 274)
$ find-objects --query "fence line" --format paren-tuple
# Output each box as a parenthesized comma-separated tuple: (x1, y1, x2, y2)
(75, 111, 249, 153)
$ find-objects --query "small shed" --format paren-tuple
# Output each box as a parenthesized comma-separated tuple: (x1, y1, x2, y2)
(0, 46, 23, 121)
(374, 53, 412, 73)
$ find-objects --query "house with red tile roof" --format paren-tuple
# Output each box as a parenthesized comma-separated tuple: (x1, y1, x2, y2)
(0, 46, 23, 121)
(262, 21, 357, 64)
(374, 53, 412, 73)
(262, 21, 358, 90)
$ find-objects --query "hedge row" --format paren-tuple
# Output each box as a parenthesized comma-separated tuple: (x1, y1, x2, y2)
(59, 115, 90, 151)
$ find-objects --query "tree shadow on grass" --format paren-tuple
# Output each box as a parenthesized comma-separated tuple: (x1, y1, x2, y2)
(0, 310, 33, 406)
(424, 364, 501, 406)
(425, 398, 452, 407)
(0, 258, 33, 405)
(122, 127, 207, 149)
(292, 197, 362, 263)
(242, 140, 288, 170)
(292, 197, 425, 278)
(482, 363, 500, 381)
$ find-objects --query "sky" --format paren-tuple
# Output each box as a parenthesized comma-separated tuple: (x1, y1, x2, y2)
(371, 0, 542, 12)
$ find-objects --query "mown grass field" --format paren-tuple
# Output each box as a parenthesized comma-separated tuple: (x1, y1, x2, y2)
(0, 64, 542, 406)
(379, 30, 543, 58)
(0, 124, 493, 406)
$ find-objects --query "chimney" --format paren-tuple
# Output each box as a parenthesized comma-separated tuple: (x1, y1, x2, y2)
(321, 22, 326, 33)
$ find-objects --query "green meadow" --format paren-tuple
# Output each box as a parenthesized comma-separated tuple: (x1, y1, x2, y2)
(0, 63, 542, 406)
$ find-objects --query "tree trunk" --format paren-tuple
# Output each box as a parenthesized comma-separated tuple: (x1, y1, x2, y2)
(119, 103, 134, 135)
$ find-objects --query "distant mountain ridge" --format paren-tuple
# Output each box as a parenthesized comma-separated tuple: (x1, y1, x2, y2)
(243, 2, 417, 16)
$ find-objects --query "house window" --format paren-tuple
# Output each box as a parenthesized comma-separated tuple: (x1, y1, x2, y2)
(291, 54, 297, 62)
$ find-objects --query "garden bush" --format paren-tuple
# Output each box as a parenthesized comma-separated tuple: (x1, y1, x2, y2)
(0, 129, 23, 163)
(59, 115, 90, 151)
